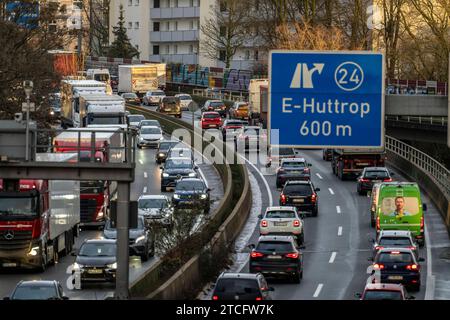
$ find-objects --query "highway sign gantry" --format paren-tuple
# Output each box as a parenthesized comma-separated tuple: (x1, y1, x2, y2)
(269, 51, 385, 148)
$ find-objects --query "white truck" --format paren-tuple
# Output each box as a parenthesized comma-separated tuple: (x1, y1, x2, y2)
(248, 79, 268, 121)
(118, 64, 166, 97)
(86, 69, 112, 94)
(60, 80, 107, 128)
(78, 93, 127, 129)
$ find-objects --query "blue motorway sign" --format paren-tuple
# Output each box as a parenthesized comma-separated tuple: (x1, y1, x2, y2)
(6, 1, 40, 30)
(269, 51, 385, 148)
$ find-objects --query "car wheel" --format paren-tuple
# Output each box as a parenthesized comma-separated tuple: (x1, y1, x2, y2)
(411, 283, 421, 292)
(161, 186, 166, 192)
(137, 144, 142, 149)
(312, 208, 318, 217)
(140, 246, 149, 262)
(298, 233, 304, 245)
(292, 272, 301, 284)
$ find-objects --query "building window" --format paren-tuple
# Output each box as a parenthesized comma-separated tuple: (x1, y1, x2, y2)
(135, 22, 139, 29)
(166, 21, 170, 30)
(128, 0, 132, 5)
(174, 44, 178, 54)
(166, 45, 170, 54)
(135, 0, 139, 5)
(219, 50, 226, 62)
(245, 50, 250, 60)
(174, 21, 178, 31)
(254, 50, 259, 61)
(153, 45, 160, 55)
(154, 0, 160, 8)
(219, 26, 226, 37)
(128, 22, 132, 29)
(189, 20, 193, 30)
(153, 22, 160, 31)
(189, 45, 193, 53)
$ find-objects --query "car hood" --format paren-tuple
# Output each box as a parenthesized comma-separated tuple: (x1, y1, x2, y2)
(103, 228, 143, 240)
(164, 168, 195, 175)
(175, 190, 205, 196)
(138, 208, 167, 216)
(76, 256, 116, 266)
(140, 134, 161, 140)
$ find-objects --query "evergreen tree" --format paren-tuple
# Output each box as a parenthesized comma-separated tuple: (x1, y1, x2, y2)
(107, 4, 139, 59)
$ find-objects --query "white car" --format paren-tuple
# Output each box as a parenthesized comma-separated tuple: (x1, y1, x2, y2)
(143, 90, 166, 106)
(127, 114, 145, 129)
(175, 93, 193, 111)
(138, 195, 173, 226)
(137, 125, 163, 148)
(258, 206, 305, 244)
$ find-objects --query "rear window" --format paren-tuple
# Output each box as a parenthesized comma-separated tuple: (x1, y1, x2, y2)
(203, 113, 220, 119)
(225, 121, 244, 126)
(379, 237, 412, 246)
(282, 161, 306, 168)
(256, 241, 294, 252)
(377, 252, 413, 263)
(265, 210, 296, 219)
(272, 148, 295, 156)
(128, 115, 144, 122)
(283, 184, 312, 196)
(214, 279, 259, 294)
(163, 97, 178, 103)
(123, 93, 137, 98)
(237, 104, 248, 110)
(210, 101, 225, 107)
(363, 290, 403, 300)
(152, 91, 165, 96)
(364, 170, 389, 178)
(178, 95, 191, 100)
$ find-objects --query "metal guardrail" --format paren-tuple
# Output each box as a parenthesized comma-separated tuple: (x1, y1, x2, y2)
(386, 115, 448, 126)
(386, 135, 450, 196)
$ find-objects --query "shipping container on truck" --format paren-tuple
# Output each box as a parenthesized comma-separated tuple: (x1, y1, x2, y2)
(0, 153, 80, 271)
(331, 148, 387, 181)
(53, 128, 124, 227)
(60, 79, 107, 128)
(259, 85, 269, 128)
(78, 93, 127, 129)
(249, 79, 268, 121)
(118, 64, 162, 98)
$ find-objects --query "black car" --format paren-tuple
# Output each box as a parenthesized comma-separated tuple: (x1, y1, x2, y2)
(172, 177, 211, 212)
(249, 235, 303, 283)
(160, 157, 198, 191)
(121, 92, 141, 104)
(74, 239, 117, 284)
(156, 140, 180, 164)
(202, 100, 227, 117)
(370, 248, 424, 291)
(276, 158, 312, 188)
(357, 167, 393, 195)
(221, 119, 247, 141)
(5, 280, 68, 300)
(103, 216, 155, 262)
(211, 272, 274, 300)
(322, 149, 332, 161)
(279, 180, 320, 216)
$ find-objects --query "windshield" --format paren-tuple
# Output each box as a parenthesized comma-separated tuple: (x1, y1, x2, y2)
(363, 290, 403, 300)
(214, 279, 259, 294)
(141, 127, 161, 135)
(282, 161, 306, 168)
(12, 286, 58, 300)
(225, 121, 243, 127)
(80, 181, 105, 193)
(176, 181, 204, 191)
(152, 91, 165, 96)
(266, 210, 296, 219)
(210, 101, 225, 107)
(256, 241, 294, 252)
(140, 120, 159, 127)
(0, 196, 37, 216)
(272, 148, 295, 156)
(378, 252, 414, 263)
(159, 142, 178, 151)
(165, 159, 192, 169)
(163, 98, 178, 104)
(203, 113, 220, 119)
(237, 104, 248, 110)
(379, 237, 412, 246)
(88, 116, 124, 125)
(139, 198, 168, 209)
(178, 95, 191, 100)
(128, 115, 144, 123)
(283, 184, 312, 196)
(79, 243, 116, 257)
(94, 74, 110, 82)
(364, 170, 389, 178)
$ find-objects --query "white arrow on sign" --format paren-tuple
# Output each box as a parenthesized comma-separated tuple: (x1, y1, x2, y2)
(22, 102, 35, 112)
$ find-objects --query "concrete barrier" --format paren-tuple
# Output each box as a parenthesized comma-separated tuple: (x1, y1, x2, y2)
(386, 95, 447, 116)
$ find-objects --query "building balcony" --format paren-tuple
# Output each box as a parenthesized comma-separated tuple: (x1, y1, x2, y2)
(149, 54, 198, 65)
(150, 7, 200, 19)
(150, 30, 199, 42)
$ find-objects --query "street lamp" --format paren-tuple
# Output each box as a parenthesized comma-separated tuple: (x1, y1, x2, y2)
(23, 80, 33, 161)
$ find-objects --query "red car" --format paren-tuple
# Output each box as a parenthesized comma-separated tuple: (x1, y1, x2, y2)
(355, 283, 414, 300)
(200, 112, 222, 129)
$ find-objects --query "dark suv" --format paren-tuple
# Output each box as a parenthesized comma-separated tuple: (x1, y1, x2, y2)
(156, 140, 180, 164)
(280, 180, 320, 216)
(249, 235, 303, 283)
(172, 178, 211, 212)
(357, 167, 393, 195)
(160, 157, 198, 191)
(276, 158, 312, 188)
(211, 273, 273, 300)
(158, 96, 181, 118)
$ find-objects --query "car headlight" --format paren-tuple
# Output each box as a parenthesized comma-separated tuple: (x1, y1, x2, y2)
(188, 172, 196, 177)
(160, 137, 164, 140)
(135, 236, 146, 244)
(164, 213, 171, 218)
(139, 137, 144, 141)
(107, 262, 117, 269)
(200, 194, 207, 199)
(50, 110, 55, 115)
(173, 194, 180, 199)
(162, 173, 169, 177)
(73, 262, 84, 269)
(158, 153, 165, 157)
(27, 246, 40, 256)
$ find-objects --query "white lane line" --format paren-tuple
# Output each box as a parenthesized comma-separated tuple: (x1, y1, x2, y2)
(139, 159, 143, 165)
(313, 284, 324, 298)
(338, 226, 343, 236)
(336, 206, 341, 214)
(197, 166, 207, 186)
(144, 172, 148, 178)
(328, 188, 335, 195)
(239, 155, 273, 206)
(424, 217, 435, 300)
(316, 173, 323, 180)
(329, 252, 337, 263)
(143, 186, 147, 193)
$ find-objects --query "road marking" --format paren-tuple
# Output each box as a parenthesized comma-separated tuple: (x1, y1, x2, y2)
(313, 284, 323, 298)
(139, 159, 143, 165)
(424, 217, 435, 300)
(316, 173, 323, 180)
(338, 226, 343, 236)
(336, 205, 341, 214)
(144, 172, 148, 178)
(329, 252, 337, 263)
(328, 188, 335, 195)
(239, 155, 274, 206)
(143, 186, 147, 193)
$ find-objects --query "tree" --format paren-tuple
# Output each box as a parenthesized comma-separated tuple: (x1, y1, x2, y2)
(107, 4, 139, 59)
(81, 0, 111, 56)
(200, 0, 250, 68)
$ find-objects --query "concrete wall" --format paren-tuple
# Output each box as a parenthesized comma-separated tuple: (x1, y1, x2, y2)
(386, 95, 447, 116)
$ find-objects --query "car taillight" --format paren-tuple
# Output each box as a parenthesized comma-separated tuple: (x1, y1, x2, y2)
(311, 194, 317, 202)
(359, 178, 369, 182)
(304, 168, 310, 173)
(277, 168, 285, 173)
(406, 264, 420, 271)
(255, 297, 262, 301)
(420, 216, 424, 231)
(280, 194, 286, 204)
(251, 252, 264, 258)
(373, 264, 385, 270)
(376, 216, 380, 230)
(293, 220, 300, 227)
(212, 295, 219, 300)
(375, 246, 383, 251)
(285, 253, 299, 259)
(383, 178, 392, 182)
(261, 220, 268, 227)
(409, 246, 416, 250)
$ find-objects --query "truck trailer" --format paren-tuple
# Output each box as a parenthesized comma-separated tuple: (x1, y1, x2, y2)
(331, 148, 386, 180)
(248, 79, 268, 121)
(78, 93, 127, 129)
(118, 64, 166, 97)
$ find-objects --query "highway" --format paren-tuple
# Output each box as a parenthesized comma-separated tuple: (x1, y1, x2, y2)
(0, 115, 224, 300)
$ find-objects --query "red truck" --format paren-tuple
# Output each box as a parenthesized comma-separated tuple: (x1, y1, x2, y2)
(0, 153, 80, 271)
(53, 128, 124, 228)
(331, 148, 387, 180)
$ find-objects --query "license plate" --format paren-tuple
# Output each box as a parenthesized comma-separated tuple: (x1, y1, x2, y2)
(267, 255, 282, 259)
(293, 199, 304, 203)
(209, 124, 216, 127)
(274, 222, 287, 226)
(87, 269, 103, 274)
(358, 163, 369, 166)
(388, 275, 403, 280)
(373, 180, 381, 183)
(2, 263, 17, 267)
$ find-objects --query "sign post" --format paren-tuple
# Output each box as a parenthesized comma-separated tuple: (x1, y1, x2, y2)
(269, 51, 385, 148)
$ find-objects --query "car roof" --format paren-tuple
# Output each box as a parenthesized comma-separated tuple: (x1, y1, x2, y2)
(138, 195, 168, 200)
(243, 126, 260, 129)
(166, 157, 192, 161)
(218, 272, 260, 280)
(266, 206, 296, 211)
(128, 114, 144, 117)
(83, 239, 116, 244)
(17, 280, 58, 287)
(364, 283, 404, 291)
(285, 180, 312, 185)
(364, 167, 388, 171)
(258, 235, 294, 242)
(148, 90, 164, 93)
(140, 119, 159, 122)
(379, 230, 412, 237)
(206, 99, 223, 103)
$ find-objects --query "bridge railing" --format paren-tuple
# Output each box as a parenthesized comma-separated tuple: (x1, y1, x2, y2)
(386, 135, 450, 197)
(386, 115, 448, 126)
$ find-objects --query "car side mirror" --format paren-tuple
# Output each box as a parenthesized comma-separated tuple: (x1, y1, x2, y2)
(194, 166, 199, 170)
(419, 257, 425, 262)
(354, 293, 362, 299)
(367, 191, 372, 198)
(207, 188, 211, 192)
(369, 238, 375, 244)
(315, 188, 320, 192)
(258, 214, 263, 219)
(298, 245, 306, 250)
(160, 166, 163, 170)
(390, 172, 395, 176)
(299, 212, 305, 219)
(422, 203, 427, 211)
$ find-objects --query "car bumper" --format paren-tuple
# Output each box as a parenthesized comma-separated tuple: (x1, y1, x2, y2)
(202, 123, 221, 129)
(250, 262, 300, 275)
(129, 244, 146, 256)
(173, 199, 208, 209)
(259, 230, 302, 236)
(283, 203, 316, 212)
(380, 273, 421, 286)
(138, 140, 160, 147)
(80, 268, 116, 282)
